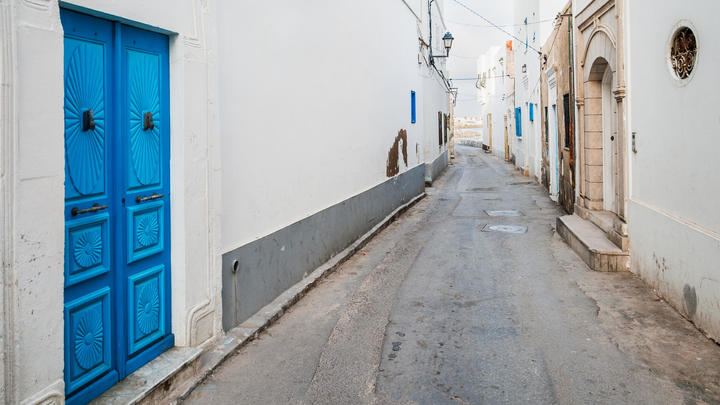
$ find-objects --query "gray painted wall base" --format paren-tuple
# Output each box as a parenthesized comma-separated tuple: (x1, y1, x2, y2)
(222, 164, 426, 331)
(425, 149, 449, 185)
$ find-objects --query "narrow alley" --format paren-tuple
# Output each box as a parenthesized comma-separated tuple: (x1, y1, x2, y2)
(182, 146, 720, 405)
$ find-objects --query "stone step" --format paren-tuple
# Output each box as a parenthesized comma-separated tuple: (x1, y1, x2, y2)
(586, 209, 615, 234)
(557, 214, 629, 272)
(91, 346, 202, 405)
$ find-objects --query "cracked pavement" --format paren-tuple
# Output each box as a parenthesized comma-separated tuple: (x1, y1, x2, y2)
(182, 146, 720, 405)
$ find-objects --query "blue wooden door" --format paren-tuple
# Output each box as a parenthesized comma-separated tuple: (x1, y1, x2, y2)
(62, 10, 172, 405)
(117, 23, 173, 378)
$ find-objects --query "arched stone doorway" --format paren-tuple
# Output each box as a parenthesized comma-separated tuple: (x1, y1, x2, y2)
(583, 57, 617, 213)
(577, 28, 625, 221)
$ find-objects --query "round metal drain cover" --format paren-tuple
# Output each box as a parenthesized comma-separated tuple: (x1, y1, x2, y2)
(482, 224, 527, 234)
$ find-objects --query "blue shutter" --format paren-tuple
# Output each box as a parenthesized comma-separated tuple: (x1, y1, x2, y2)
(529, 103, 534, 122)
(411, 91, 416, 124)
(515, 107, 522, 137)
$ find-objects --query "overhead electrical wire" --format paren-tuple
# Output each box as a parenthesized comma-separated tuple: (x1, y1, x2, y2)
(524, 15, 564, 105)
(450, 0, 542, 54)
(448, 0, 567, 106)
(449, 18, 555, 29)
(453, 75, 509, 81)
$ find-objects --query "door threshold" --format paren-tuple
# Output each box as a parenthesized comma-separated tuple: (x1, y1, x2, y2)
(90, 346, 201, 405)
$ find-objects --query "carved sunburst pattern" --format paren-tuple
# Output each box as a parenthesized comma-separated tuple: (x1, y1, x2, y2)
(65, 43, 106, 196)
(73, 308, 104, 370)
(136, 279, 160, 336)
(136, 213, 160, 248)
(129, 51, 161, 186)
(73, 230, 103, 269)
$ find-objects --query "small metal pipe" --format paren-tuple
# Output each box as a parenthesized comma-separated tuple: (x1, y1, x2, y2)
(428, 0, 434, 65)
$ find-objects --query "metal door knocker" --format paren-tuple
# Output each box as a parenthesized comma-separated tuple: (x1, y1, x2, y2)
(82, 109, 96, 131)
(143, 111, 155, 131)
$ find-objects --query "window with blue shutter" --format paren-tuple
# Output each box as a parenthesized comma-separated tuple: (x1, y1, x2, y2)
(515, 107, 522, 137)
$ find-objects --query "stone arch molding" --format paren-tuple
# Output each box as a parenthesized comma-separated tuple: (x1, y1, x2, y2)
(582, 27, 617, 83)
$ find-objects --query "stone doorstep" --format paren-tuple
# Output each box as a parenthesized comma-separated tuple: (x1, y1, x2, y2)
(92, 192, 427, 405)
(557, 214, 629, 273)
(576, 204, 629, 251)
(91, 347, 203, 405)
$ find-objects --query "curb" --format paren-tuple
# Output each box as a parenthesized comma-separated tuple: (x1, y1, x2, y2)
(166, 192, 427, 403)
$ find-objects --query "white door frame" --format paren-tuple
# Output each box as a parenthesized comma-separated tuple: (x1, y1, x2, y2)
(546, 67, 559, 201)
(601, 67, 617, 213)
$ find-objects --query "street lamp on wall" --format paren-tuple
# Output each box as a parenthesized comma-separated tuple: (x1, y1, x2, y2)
(431, 32, 455, 64)
(442, 32, 455, 54)
(428, 0, 454, 65)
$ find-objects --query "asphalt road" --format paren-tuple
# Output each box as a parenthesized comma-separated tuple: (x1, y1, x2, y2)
(183, 146, 720, 405)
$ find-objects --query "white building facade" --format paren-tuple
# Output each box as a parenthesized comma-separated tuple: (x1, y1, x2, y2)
(0, 0, 451, 403)
(511, 0, 565, 179)
(477, 46, 507, 159)
(625, 0, 720, 342)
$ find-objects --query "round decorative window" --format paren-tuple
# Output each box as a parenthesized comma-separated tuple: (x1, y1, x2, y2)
(670, 27, 697, 79)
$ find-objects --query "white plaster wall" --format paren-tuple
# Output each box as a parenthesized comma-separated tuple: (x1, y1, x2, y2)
(626, 0, 720, 341)
(1, 2, 11, 402)
(511, 0, 565, 179)
(217, 0, 449, 252)
(512, 0, 541, 178)
(3, 2, 66, 403)
(3, 0, 450, 402)
(478, 46, 507, 159)
(65, 0, 221, 348)
(65, 0, 221, 349)
(3, 0, 220, 402)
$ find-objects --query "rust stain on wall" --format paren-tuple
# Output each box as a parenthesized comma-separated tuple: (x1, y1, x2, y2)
(387, 129, 408, 177)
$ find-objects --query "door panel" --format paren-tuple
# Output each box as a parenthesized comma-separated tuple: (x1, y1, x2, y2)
(65, 214, 111, 287)
(127, 49, 163, 190)
(119, 24, 173, 376)
(127, 201, 165, 263)
(550, 105, 559, 198)
(127, 265, 167, 355)
(601, 68, 617, 213)
(62, 10, 172, 404)
(64, 38, 108, 201)
(64, 288, 113, 394)
(62, 10, 118, 401)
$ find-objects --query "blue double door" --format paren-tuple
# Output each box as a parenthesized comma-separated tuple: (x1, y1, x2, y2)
(61, 10, 172, 404)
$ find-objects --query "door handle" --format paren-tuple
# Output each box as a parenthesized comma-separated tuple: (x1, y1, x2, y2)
(136, 193, 164, 203)
(71, 203, 107, 216)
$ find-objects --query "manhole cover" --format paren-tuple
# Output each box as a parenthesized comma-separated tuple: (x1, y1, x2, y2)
(468, 187, 496, 192)
(481, 224, 527, 234)
(509, 181, 534, 185)
(486, 210, 523, 217)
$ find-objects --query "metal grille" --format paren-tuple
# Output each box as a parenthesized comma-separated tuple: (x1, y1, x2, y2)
(671, 27, 697, 79)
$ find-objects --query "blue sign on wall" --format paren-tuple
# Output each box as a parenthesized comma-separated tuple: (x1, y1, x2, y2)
(411, 91, 416, 124)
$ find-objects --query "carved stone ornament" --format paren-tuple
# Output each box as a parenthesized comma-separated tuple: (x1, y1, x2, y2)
(671, 27, 697, 79)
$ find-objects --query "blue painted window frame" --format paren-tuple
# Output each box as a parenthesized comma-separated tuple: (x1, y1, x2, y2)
(515, 107, 522, 137)
(411, 91, 416, 124)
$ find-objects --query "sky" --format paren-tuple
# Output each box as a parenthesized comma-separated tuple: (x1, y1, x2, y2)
(446, 0, 513, 119)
